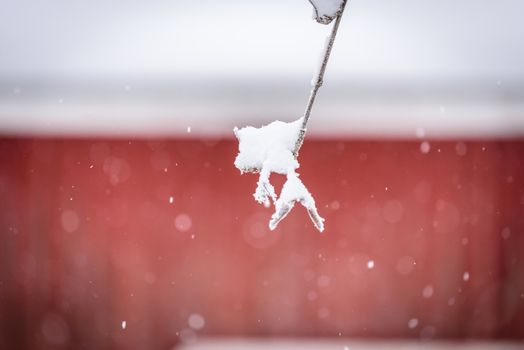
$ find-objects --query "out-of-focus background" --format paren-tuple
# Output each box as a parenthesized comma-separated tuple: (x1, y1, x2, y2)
(0, 0, 523, 349)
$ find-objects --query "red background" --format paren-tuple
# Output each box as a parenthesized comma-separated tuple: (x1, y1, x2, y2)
(0, 137, 523, 349)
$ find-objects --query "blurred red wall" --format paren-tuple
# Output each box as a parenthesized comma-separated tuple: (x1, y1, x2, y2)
(0, 137, 523, 349)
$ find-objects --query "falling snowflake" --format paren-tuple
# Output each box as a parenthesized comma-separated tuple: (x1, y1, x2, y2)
(367, 260, 375, 269)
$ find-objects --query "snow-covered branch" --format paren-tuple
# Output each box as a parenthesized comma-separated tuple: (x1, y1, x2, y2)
(233, 0, 348, 232)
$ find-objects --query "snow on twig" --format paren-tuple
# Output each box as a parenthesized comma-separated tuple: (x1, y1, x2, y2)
(233, 1, 348, 232)
(295, 0, 347, 157)
(308, 0, 345, 25)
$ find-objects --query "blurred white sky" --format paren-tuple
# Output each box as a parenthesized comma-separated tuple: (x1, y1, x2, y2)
(1, 0, 523, 80)
(0, 0, 523, 137)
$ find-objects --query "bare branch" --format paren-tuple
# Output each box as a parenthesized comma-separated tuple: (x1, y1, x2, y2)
(294, 0, 348, 157)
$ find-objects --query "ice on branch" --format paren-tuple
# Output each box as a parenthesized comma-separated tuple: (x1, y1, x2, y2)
(308, 0, 345, 24)
(234, 118, 325, 232)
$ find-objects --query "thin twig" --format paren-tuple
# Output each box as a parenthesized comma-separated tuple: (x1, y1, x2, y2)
(294, 0, 348, 157)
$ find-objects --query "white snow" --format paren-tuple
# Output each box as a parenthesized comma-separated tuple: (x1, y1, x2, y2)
(234, 118, 324, 232)
(309, 0, 345, 24)
(234, 118, 302, 175)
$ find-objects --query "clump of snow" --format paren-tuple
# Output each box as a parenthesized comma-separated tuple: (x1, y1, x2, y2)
(234, 118, 324, 232)
(308, 0, 345, 24)
(234, 118, 301, 175)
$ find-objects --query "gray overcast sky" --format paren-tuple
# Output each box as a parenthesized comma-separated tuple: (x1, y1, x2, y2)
(0, 0, 523, 82)
(1, 0, 523, 137)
